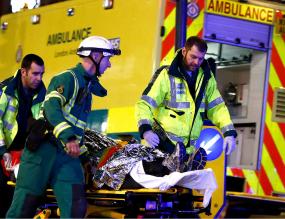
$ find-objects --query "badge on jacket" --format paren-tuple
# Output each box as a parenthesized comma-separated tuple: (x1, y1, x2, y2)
(57, 85, 64, 94)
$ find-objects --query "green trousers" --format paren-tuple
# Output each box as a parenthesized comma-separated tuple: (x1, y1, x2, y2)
(6, 140, 87, 218)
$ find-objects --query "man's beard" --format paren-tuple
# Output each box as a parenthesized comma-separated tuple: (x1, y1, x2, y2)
(187, 65, 198, 71)
(182, 57, 198, 72)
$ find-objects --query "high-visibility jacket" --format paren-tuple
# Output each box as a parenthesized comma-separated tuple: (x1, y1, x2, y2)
(42, 63, 104, 147)
(135, 50, 236, 154)
(0, 70, 46, 155)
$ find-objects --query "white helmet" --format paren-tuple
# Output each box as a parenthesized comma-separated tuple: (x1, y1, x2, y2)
(77, 36, 121, 57)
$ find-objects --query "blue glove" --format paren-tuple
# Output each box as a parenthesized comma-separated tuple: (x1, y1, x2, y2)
(143, 130, 160, 148)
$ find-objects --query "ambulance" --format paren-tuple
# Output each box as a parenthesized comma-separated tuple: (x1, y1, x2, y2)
(1, 0, 285, 217)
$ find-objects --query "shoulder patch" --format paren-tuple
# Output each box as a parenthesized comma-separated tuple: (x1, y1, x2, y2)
(57, 85, 64, 94)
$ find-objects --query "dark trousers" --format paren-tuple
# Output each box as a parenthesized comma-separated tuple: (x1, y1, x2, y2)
(6, 141, 87, 218)
(0, 164, 14, 217)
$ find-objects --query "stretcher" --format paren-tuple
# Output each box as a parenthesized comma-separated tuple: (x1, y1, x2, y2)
(8, 181, 212, 218)
(87, 188, 211, 218)
(7, 127, 226, 218)
(49, 187, 211, 218)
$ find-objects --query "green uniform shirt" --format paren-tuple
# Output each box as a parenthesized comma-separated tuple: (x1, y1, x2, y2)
(43, 63, 93, 146)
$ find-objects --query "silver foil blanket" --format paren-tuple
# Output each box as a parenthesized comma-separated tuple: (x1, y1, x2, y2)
(84, 129, 117, 151)
(92, 144, 166, 190)
(84, 129, 118, 166)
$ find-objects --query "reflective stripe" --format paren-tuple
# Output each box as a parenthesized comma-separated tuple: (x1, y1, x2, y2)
(63, 71, 79, 114)
(53, 122, 72, 138)
(38, 110, 44, 119)
(169, 75, 176, 102)
(164, 100, 190, 109)
(138, 119, 151, 126)
(221, 124, 235, 134)
(176, 83, 185, 94)
(166, 131, 184, 143)
(63, 112, 77, 126)
(141, 95, 158, 108)
(3, 121, 13, 131)
(74, 118, 86, 130)
(176, 83, 184, 88)
(50, 70, 87, 139)
(0, 109, 4, 117)
(63, 111, 86, 130)
(207, 97, 224, 110)
(32, 93, 38, 100)
(45, 91, 66, 106)
(168, 75, 190, 109)
(7, 105, 16, 113)
(176, 90, 185, 94)
(0, 140, 5, 147)
(41, 70, 80, 138)
(60, 70, 86, 132)
(200, 102, 206, 109)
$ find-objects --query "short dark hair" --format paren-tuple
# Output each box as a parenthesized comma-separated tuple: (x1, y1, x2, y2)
(185, 36, 208, 53)
(21, 54, 44, 70)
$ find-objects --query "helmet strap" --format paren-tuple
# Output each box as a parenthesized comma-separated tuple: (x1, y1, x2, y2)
(88, 54, 104, 77)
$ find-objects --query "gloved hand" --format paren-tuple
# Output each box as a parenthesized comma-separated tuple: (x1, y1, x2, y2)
(223, 136, 236, 155)
(3, 152, 12, 171)
(143, 130, 160, 148)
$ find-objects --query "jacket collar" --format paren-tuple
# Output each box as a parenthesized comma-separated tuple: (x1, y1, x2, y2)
(74, 63, 94, 81)
(4, 70, 21, 97)
(168, 49, 211, 80)
(168, 49, 197, 79)
(75, 63, 87, 75)
(33, 81, 46, 105)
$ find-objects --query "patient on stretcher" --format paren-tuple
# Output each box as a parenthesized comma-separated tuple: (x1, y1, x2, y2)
(83, 129, 217, 207)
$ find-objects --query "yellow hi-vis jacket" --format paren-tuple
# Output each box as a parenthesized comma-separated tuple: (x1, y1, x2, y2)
(135, 50, 236, 154)
(0, 70, 46, 155)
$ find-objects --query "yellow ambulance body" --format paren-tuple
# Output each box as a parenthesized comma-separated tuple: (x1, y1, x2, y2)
(0, 1, 227, 217)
